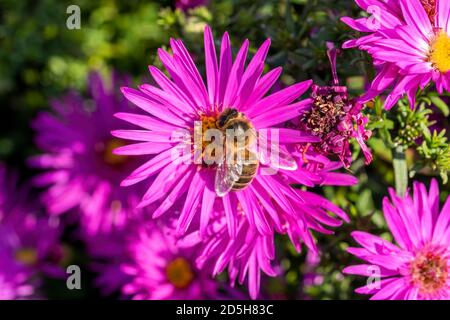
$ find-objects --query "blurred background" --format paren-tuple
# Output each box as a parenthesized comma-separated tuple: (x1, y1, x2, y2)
(0, 0, 449, 299)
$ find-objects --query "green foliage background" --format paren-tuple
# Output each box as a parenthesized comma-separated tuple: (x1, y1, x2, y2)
(1, 0, 449, 299)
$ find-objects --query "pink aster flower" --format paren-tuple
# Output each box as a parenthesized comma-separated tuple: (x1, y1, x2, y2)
(114, 25, 336, 239)
(342, 0, 450, 109)
(176, 0, 208, 11)
(344, 179, 450, 300)
(114, 27, 357, 299)
(121, 219, 233, 300)
(0, 252, 34, 300)
(0, 164, 62, 299)
(29, 72, 146, 237)
(289, 43, 372, 167)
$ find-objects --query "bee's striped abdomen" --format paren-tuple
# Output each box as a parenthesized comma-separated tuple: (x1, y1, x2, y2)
(232, 161, 258, 191)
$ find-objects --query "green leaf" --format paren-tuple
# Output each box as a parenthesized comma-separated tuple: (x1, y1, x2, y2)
(393, 146, 408, 196)
(429, 95, 450, 116)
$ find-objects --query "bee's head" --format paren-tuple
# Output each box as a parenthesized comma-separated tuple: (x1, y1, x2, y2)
(217, 108, 239, 128)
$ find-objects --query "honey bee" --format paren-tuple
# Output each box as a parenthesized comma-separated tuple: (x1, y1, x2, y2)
(214, 108, 297, 197)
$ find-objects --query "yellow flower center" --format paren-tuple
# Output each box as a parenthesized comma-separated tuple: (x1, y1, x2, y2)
(15, 248, 38, 266)
(165, 257, 195, 289)
(96, 138, 128, 166)
(196, 115, 219, 149)
(430, 31, 450, 73)
(193, 115, 220, 166)
(410, 247, 448, 295)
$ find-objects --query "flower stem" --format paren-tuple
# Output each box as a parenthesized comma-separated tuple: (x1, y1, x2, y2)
(393, 146, 408, 196)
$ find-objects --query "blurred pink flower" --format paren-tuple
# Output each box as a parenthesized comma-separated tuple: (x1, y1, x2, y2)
(29, 72, 147, 237)
(0, 164, 62, 299)
(344, 180, 450, 300)
(303, 251, 323, 288)
(85, 229, 131, 296)
(85, 202, 158, 296)
(176, 0, 208, 11)
(121, 219, 234, 300)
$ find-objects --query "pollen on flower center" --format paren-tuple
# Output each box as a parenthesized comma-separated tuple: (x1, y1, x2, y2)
(199, 115, 219, 149)
(194, 114, 221, 167)
(430, 32, 450, 74)
(96, 138, 128, 166)
(301, 86, 348, 137)
(298, 85, 358, 166)
(15, 248, 38, 266)
(165, 257, 195, 289)
(410, 247, 449, 295)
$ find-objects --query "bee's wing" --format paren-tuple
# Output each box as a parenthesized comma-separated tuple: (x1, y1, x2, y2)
(275, 148, 298, 170)
(215, 162, 243, 197)
(258, 139, 298, 171)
